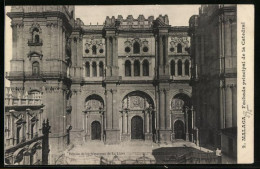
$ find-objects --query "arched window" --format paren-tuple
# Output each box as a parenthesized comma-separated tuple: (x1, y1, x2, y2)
(178, 60, 182, 76)
(134, 60, 140, 76)
(85, 62, 90, 77)
(133, 41, 140, 54)
(32, 28, 40, 43)
(99, 62, 104, 77)
(92, 62, 97, 77)
(35, 35, 39, 43)
(142, 60, 149, 76)
(32, 61, 40, 76)
(92, 45, 97, 55)
(185, 60, 190, 76)
(177, 43, 182, 53)
(170, 60, 175, 76)
(125, 60, 131, 77)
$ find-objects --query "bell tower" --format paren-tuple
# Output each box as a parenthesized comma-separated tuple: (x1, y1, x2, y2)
(7, 5, 75, 163)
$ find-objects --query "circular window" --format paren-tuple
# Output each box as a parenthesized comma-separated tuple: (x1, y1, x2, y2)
(125, 47, 131, 53)
(143, 47, 148, 52)
(85, 49, 90, 54)
(170, 47, 175, 52)
(99, 49, 104, 53)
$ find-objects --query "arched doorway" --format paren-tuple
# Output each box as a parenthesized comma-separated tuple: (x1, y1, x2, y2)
(131, 116, 144, 140)
(91, 121, 101, 140)
(174, 120, 185, 139)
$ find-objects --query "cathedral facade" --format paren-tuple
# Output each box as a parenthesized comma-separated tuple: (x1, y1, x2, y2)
(6, 6, 195, 162)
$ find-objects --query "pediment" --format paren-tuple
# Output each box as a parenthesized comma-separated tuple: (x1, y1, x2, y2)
(27, 51, 43, 60)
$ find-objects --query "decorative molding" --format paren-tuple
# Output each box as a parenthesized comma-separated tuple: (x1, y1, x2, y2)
(29, 23, 42, 33)
(27, 51, 43, 60)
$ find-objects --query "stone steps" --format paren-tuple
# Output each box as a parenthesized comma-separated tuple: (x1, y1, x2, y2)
(62, 141, 213, 164)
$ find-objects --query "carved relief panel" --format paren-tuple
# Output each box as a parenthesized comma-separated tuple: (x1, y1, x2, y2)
(85, 96, 104, 111)
(122, 95, 151, 110)
(168, 36, 190, 54)
(85, 99, 104, 110)
(171, 98, 184, 110)
(118, 37, 154, 56)
(83, 37, 105, 57)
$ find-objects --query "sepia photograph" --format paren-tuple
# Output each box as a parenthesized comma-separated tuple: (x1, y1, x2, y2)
(4, 4, 254, 165)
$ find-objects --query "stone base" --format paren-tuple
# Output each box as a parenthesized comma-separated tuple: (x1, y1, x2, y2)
(105, 129, 120, 144)
(158, 130, 172, 143)
(48, 133, 69, 164)
(70, 129, 84, 144)
(84, 134, 91, 142)
(144, 133, 153, 141)
(121, 133, 130, 142)
(171, 132, 175, 141)
(186, 133, 189, 141)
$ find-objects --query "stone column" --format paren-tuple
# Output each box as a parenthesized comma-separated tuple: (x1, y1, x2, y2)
(123, 111, 127, 133)
(171, 113, 175, 141)
(10, 110, 14, 145)
(101, 112, 104, 141)
(225, 86, 232, 128)
(196, 128, 199, 146)
(106, 37, 110, 66)
(112, 37, 116, 67)
(106, 90, 112, 129)
(11, 24, 18, 59)
(83, 112, 86, 133)
(22, 121, 25, 142)
(159, 36, 163, 66)
(182, 62, 185, 76)
(189, 60, 192, 76)
(103, 109, 106, 131)
(175, 61, 178, 77)
(89, 63, 92, 78)
(191, 107, 194, 142)
(146, 111, 149, 133)
(87, 113, 90, 134)
(159, 89, 165, 129)
(232, 85, 237, 127)
(26, 109, 30, 139)
(164, 36, 168, 65)
(154, 34, 158, 78)
(185, 108, 189, 141)
(112, 89, 119, 129)
(131, 62, 134, 77)
(39, 108, 43, 132)
(113, 36, 118, 67)
(219, 86, 224, 129)
(97, 62, 100, 77)
(121, 111, 124, 133)
(127, 113, 129, 134)
(224, 19, 232, 57)
(149, 111, 152, 133)
(164, 35, 169, 75)
(165, 90, 171, 130)
(140, 63, 143, 76)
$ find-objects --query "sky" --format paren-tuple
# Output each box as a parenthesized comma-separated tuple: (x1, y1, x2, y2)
(75, 5, 200, 26)
(5, 5, 200, 86)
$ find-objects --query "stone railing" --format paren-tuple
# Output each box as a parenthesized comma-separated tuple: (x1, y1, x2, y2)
(5, 97, 42, 106)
